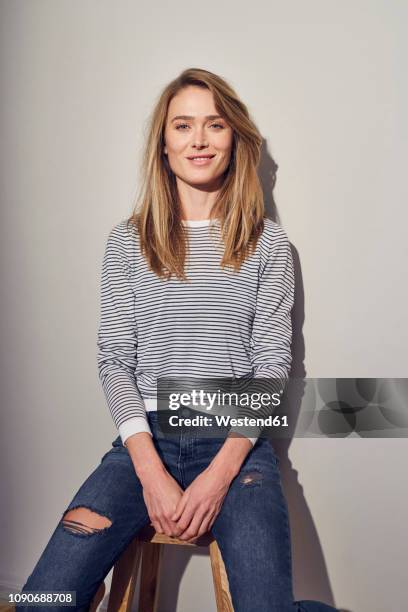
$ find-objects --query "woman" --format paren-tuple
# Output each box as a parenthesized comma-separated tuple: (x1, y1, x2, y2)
(18, 68, 338, 612)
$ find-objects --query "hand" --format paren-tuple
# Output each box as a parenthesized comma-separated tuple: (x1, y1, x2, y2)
(141, 469, 185, 537)
(171, 464, 233, 542)
(125, 431, 185, 538)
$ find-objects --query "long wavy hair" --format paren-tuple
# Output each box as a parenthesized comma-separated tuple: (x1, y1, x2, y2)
(127, 67, 265, 281)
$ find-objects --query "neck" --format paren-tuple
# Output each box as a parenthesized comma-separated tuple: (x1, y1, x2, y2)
(176, 176, 222, 221)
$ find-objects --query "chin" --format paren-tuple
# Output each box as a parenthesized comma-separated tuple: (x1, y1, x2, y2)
(189, 178, 221, 189)
(183, 171, 223, 185)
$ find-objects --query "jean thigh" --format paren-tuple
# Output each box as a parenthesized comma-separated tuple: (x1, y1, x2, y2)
(18, 438, 150, 611)
(62, 436, 148, 531)
(210, 438, 294, 612)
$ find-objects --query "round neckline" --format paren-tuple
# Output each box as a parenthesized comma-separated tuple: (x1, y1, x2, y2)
(181, 218, 219, 227)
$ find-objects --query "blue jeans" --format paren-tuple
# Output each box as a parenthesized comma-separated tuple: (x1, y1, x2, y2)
(17, 412, 338, 612)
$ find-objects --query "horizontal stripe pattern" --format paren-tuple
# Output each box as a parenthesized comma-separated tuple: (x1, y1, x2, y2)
(97, 217, 295, 445)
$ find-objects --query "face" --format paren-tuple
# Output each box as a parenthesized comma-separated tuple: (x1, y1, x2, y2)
(163, 86, 234, 189)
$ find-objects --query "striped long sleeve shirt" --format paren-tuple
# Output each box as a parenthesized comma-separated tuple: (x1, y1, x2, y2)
(97, 217, 295, 446)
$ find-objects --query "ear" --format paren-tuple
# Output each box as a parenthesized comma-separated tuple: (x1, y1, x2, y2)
(164, 146, 167, 155)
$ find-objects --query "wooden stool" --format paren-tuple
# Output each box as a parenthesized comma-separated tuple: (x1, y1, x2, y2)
(103, 524, 234, 612)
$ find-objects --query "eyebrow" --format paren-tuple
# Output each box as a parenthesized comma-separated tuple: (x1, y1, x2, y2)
(171, 114, 224, 123)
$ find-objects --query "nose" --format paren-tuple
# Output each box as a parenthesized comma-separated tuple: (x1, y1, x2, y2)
(193, 141, 208, 150)
(192, 126, 208, 149)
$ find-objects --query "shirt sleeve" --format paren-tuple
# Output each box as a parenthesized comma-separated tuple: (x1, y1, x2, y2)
(228, 223, 295, 445)
(97, 221, 152, 445)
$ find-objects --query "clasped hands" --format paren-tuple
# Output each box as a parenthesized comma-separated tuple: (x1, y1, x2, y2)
(142, 463, 232, 543)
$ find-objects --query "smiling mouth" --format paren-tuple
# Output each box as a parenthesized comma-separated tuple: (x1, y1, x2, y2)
(186, 154, 216, 159)
(186, 154, 216, 165)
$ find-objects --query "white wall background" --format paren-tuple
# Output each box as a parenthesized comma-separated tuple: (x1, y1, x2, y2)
(1, 1, 407, 611)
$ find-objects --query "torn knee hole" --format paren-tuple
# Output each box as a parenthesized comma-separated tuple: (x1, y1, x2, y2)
(61, 507, 112, 535)
(239, 471, 263, 485)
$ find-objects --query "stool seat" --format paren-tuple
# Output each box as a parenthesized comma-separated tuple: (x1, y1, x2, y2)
(103, 523, 233, 611)
(138, 523, 215, 547)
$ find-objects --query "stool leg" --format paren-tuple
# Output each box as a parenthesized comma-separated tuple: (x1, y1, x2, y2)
(138, 542, 164, 612)
(107, 538, 143, 612)
(209, 540, 234, 612)
(90, 580, 106, 612)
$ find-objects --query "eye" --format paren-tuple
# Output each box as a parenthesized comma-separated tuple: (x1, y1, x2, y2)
(175, 123, 190, 130)
(210, 123, 225, 129)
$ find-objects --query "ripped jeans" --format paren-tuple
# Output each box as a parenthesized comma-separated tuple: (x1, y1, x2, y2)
(17, 412, 338, 612)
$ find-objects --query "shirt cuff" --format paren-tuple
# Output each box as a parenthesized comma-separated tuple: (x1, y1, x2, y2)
(247, 437, 259, 446)
(227, 426, 260, 447)
(119, 416, 153, 446)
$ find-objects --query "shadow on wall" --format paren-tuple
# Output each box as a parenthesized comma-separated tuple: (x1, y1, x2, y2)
(260, 137, 341, 609)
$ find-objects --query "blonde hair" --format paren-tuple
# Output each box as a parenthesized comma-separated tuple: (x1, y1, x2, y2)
(127, 67, 265, 280)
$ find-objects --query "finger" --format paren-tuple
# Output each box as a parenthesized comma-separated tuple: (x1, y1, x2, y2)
(186, 517, 213, 543)
(186, 509, 216, 542)
(196, 511, 215, 538)
(169, 519, 184, 538)
(152, 519, 164, 534)
(161, 517, 175, 537)
(175, 504, 196, 535)
(207, 512, 218, 533)
(179, 508, 207, 541)
(171, 493, 189, 521)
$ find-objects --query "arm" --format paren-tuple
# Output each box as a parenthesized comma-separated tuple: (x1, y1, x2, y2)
(172, 224, 295, 541)
(227, 222, 295, 447)
(97, 221, 152, 444)
(97, 222, 184, 535)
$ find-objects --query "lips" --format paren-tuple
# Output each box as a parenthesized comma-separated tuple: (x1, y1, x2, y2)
(186, 154, 216, 160)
